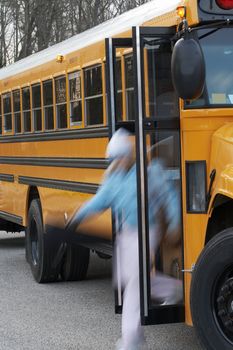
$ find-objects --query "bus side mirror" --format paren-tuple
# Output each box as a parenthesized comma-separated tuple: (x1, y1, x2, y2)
(171, 37, 205, 100)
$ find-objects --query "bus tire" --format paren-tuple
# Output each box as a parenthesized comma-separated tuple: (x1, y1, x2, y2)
(190, 228, 233, 350)
(26, 199, 59, 283)
(60, 244, 90, 281)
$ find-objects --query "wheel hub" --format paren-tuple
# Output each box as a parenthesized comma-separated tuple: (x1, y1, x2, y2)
(217, 277, 233, 332)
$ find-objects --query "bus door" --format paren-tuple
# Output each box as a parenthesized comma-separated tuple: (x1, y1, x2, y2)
(105, 26, 184, 324)
(132, 26, 184, 325)
(105, 36, 135, 313)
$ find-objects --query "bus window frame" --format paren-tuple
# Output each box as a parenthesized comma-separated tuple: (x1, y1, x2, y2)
(124, 53, 135, 121)
(2, 91, 13, 135)
(54, 75, 68, 130)
(22, 86, 31, 133)
(32, 83, 42, 133)
(102, 61, 107, 126)
(43, 79, 55, 132)
(13, 89, 22, 134)
(68, 70, 83, 128)
(84, 64, 104, 127)
(115, 57, 123, 122)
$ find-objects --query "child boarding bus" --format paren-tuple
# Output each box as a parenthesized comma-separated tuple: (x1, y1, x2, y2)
(0, 0, 233, 348)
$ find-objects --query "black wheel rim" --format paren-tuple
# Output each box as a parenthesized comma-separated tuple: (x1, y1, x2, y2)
(30, 218, 39, 266)
(212, 265, 233, 344)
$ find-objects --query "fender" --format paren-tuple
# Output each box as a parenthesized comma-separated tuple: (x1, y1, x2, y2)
(208, 122, 233, 211)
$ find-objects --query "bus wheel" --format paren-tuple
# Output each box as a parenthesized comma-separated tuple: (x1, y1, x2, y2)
(26, 199, 59, 283)
(191, 228, 233, 350)
(60, 244, 90, 281)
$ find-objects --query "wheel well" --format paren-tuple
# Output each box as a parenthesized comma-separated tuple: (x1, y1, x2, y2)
(205, 195, 233, 244)
(26, 186, 41, 223)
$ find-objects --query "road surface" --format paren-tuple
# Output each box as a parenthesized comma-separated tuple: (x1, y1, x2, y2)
(0, 231, 202, 350)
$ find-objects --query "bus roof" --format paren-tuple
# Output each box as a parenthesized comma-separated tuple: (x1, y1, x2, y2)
(0, 0, 180, 80)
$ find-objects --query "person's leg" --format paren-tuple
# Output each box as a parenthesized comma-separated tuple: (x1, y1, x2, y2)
(150, 272, 183, 304)
(121, 275, 143, 348)
(118, 228, 144, 349)
(149, 227, 183, 305)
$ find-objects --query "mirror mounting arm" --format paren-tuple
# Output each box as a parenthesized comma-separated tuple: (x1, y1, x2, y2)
(176, 18, 232, 42)
(176, 19, 191, 40)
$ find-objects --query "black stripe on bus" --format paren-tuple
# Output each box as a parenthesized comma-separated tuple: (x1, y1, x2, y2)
(18, 176, 99, 194)
(0, 157, 108, 169)
(0, 174, 14, 182)
(0, 126, 109, 143)
(0, 210, 23, 225)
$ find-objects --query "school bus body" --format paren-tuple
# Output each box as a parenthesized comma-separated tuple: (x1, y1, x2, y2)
(1, 0, 233, 345)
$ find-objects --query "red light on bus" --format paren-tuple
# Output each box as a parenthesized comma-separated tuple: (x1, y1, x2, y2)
(216, 0, 233, 9)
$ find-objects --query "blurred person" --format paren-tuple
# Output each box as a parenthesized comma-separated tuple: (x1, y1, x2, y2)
(66, 128, 182, 350)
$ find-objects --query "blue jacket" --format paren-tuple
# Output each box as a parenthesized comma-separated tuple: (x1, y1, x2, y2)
(72, 160, 180, 233)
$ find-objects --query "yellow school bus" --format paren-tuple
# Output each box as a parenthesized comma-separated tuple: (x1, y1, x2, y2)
(1, 0, 233, 348)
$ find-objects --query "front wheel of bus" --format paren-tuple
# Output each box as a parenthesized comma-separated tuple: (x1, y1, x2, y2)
(191, 228, 233, 350)
(26, 199, 60, 283)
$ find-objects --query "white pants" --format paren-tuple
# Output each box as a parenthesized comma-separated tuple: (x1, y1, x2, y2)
(115, 227, 182, 349)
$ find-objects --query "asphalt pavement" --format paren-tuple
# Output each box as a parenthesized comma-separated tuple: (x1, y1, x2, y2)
(0, 231, 202, 350)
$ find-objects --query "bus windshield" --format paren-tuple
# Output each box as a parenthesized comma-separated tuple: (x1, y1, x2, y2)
(186, 27, 233, 108)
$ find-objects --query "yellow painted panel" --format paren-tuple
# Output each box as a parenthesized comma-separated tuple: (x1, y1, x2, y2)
(0, 138, 108, 158)
(0, 164, 104, 184)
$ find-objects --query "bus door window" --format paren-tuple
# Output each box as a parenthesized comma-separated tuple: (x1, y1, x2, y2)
(22, 87, 31, 133)
(32, 84, 42, 132)
(3, 93, 12, 134)
(69, 71, 82, 127)
(13, 90, 21, 134)
(146, 130, 182, 305)
(124, 54, 135, 121)
(55, 76, 67, 129)
(115, 58, 123, 121)
(43, 80, 54, 131)
(144, 40, 179, 119)
(84, 65, 103, 126)
(142, 38, 182, 305)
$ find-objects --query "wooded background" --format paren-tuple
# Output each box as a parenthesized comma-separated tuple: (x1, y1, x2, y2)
(0, 0, 149, 67)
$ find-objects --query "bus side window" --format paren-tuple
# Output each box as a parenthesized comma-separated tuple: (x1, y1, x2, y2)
(55, 76, 67, 129)
(22, 87, 31, 133)
(124, 54, 135, 121)
(43, 80, 54, 131)
(69, 71, 82, 126)
(13, 90, 21, 134)
(32, 84, 42, 132)
(3, 93, 12, 134)
(0, 96, 2, 135)
(84, 65, 103, 126)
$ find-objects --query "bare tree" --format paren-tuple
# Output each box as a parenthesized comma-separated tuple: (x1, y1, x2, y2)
(0, 0, 13, 67)
(0, 0, 150, 66)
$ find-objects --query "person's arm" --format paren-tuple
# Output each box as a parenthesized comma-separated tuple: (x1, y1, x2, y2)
(66, 172, 118, 231)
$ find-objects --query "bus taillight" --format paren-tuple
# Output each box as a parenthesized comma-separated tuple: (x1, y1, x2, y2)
(216, 0, 233, 9)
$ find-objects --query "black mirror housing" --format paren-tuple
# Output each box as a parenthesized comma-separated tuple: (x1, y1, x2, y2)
(171, 37, 205, 100)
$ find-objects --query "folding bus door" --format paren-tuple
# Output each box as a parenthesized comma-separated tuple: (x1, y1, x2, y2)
(105, 36, 135, 312)
(105, 26, 184, 325)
